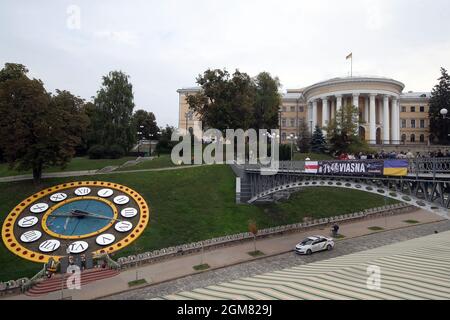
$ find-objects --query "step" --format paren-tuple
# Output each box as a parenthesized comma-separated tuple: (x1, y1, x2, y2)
(25, 268, 119, 296)
(29, 269, 118, 289)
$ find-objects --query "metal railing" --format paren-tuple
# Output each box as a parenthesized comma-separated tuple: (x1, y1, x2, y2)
(244, 158, 450, 177)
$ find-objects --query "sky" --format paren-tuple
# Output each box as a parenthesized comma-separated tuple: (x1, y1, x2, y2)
(1, 0, 450, 127)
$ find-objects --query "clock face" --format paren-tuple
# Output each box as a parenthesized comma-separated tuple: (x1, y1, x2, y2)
(1, 181, 149, 263)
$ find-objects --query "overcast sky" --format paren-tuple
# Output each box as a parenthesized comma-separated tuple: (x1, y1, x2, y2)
(1, 0, 449, 126)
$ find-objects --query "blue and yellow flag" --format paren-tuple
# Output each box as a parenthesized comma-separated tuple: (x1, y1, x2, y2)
(383, 160, 408, 176)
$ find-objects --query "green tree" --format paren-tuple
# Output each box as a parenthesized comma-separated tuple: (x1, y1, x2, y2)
(132, 109, 159, 140)
(297, 118, 311, 153)
(253, 72, 281, 130)
(429, 68, 450, 144)
(187, 69, 255, 132)
(310, 126, 327, 154)
(93, 71, 135, 153)
(156, 125, 176, 155)
(0, 63, 29, 82)
(326, 103, 359, 154)
(0, 65, 88, 183)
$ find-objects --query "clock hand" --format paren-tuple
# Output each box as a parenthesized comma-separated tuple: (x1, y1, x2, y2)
(69, 209, 122, 222)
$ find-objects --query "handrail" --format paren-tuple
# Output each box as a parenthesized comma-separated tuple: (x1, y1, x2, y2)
(21, 265, 47, 293)
(244, 158, 450, 176)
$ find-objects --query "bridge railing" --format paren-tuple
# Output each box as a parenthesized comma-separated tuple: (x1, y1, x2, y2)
(243, 158, 450, 176)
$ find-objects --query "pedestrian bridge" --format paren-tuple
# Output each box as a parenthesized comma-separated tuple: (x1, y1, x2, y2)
(233, 158, 450, 220)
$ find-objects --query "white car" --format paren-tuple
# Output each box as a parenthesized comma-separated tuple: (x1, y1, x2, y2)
(295, 235, 335, 255)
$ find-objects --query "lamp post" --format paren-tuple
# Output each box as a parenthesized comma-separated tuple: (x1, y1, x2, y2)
(287, 134, 298, 161)
(440, 108, 449, 144)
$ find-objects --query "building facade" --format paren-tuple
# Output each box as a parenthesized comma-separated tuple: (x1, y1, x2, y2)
(177, 76, 431, 145)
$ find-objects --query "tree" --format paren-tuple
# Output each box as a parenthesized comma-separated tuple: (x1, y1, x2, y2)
(92, 71, 135, 153)
(253, 72, 281, 130)
(310, 126, 327, 154)
(429, 68, 450, 144)
(186, 69, 282, 133)
(132, 109, 159, 140)
(326, 103, 359, 154)
(297, 118, 311, 153)
(155, 125, 176, 155)
(0, 65, 88, 184)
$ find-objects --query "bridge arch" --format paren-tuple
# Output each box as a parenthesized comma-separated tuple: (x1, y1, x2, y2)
(248, 178, 450, 220)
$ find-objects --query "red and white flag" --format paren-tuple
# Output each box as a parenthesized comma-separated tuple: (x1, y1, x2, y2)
(305, 161, 319, 174)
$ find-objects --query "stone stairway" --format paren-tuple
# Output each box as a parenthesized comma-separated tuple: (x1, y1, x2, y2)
(25, 268, 119, 297)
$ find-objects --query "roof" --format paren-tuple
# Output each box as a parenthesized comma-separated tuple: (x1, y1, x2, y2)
(400, 92, 431, 100)
(157, 230, 450, 300)
(177, 87, 202, 94)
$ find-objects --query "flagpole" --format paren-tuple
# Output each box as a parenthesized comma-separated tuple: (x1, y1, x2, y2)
(351, 55, 353, 77)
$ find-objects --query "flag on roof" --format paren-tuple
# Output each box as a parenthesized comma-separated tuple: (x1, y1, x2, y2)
(346, 53, 353, 60)
(383, 160, 408, 176)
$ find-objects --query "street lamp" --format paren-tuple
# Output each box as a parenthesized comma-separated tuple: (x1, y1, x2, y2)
(441, 108, 448, 119)
(287, 134, 298, 161)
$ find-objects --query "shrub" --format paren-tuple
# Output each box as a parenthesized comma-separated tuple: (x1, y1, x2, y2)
(88, 144, 106, 159)
(107, 144, 125, 159)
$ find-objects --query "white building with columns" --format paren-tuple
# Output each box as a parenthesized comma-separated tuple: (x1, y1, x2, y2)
(178, 75, 432, 146)
(280, 76, 431, 145)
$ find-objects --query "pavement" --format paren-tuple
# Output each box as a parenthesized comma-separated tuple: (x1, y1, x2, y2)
(0, 165, 204, 183)
(3, 208, 446, 300)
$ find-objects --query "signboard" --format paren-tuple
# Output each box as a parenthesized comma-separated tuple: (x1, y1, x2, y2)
(317, 160, 384, 176)
(304, 160, 408, 177)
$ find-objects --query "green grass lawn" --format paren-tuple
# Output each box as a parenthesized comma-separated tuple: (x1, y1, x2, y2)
(0, 165, 397, 281)
(117, 154, 178, 171)
(0, 157, 136, 177)
(293, 152, 334, 161)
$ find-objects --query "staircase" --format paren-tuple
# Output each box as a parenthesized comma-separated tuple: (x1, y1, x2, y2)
(25, 268, 119, 297)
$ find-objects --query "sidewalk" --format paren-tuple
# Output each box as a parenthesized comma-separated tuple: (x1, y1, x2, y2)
(4, 209, 444, 300)
(0, 165, 204, 183)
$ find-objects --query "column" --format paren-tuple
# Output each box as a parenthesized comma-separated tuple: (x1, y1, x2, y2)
(336, 95, 342, 116)
(377, 98, 383, 124)
(391, 97, 399, 144)
(330, 99, 335, 120)
(364, 96, 369, 123)
(369, 94, 376, 144)
(383, 95, 390, 144)
(312, 100, 318, 130)
(322, 98, 329, 127)
(353, 93, 360, 134)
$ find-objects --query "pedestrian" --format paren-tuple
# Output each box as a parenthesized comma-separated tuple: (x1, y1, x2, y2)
(332, 223, 339, 237)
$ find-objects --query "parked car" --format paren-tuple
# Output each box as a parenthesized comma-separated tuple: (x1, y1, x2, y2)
(295, 235, 335, 255)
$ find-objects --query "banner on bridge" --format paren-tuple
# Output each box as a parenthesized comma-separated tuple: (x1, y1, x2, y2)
(304, 160, 408, 177)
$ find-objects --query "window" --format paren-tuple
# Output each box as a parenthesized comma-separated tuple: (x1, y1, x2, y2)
(420, 119, 425, 128)
(411, 106, 416, 112)
(282, 132, 287, 141)
(420, 134, 425, 143)
(401, 106, 406, 112)
(410, 134, 415, 143)
(282, 106, 287, 112)
(401, 134, 406, 142)
(290, 118, 295, 127)
(420, 106, 425, 112)
(290, 106, 295, 112)
(281, 118, 287, 127)
(411, 119, 416, 128)
(299, 106, 304, 113)
(401, 119, 407, 128)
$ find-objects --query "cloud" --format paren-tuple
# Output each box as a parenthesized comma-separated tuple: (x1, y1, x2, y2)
(93, 30, 139, 47)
